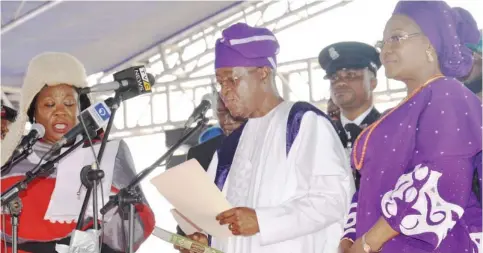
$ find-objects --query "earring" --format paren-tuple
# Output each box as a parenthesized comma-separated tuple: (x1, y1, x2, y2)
(426, 49, 434, 62)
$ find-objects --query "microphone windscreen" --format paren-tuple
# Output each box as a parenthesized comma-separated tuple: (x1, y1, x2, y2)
(31, 123, 46, 138)
(201, 93, 214, 105)
(148, 73, 156, 86)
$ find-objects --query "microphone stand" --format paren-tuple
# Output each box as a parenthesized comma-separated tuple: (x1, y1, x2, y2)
(1, 136, 91, 253)
(1, 148, 33, 176)
(100, 116, 209, 253)
(75, 93, 121, 232)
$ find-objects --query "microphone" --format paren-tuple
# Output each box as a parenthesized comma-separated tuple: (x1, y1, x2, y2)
(12, 123, 45, 157)
(184, 94, 213, 128)
(78, 67, 156, 95)
(53, 99, 113, 149)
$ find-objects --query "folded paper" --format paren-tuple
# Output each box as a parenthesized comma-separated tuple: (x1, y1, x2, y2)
(150, 159, 232, 238)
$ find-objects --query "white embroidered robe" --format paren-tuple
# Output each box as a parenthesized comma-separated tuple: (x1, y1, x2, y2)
(207, 101, 355, 253)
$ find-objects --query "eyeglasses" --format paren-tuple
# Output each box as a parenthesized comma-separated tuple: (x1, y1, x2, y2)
(213, 68, 259, 93)
(212, 77, 239, 93)
(375, 33, 421, 50)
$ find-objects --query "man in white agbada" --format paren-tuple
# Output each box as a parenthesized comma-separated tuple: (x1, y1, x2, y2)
(179, 23, 355, 253)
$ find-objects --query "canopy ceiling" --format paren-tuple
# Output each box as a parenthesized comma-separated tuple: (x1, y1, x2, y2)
(1, 1, 241, 88)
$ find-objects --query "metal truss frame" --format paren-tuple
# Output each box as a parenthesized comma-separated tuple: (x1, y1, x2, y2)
(105, 56, 408, 139)
(87, 0, 408, 139)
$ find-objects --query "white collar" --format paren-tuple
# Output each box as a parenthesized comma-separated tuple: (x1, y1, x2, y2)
(341, 106, 374, 127)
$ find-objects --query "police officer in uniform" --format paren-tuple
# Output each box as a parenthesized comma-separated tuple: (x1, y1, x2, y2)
(318, 41, 382, 189)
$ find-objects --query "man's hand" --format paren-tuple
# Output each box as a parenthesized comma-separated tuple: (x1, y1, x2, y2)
(216, 207, 259, 236)
(173, 232, 208, 253)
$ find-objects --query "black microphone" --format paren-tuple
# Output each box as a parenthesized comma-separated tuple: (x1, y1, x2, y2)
(52, 98, 114, 150)
(184, 93, 213, 128)
(77, 67, 156, 95)
(12, 123, 45, 157)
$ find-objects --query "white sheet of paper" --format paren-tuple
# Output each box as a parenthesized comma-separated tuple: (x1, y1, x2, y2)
(44, 141, 119, 223)
(150, 159, 233, 238)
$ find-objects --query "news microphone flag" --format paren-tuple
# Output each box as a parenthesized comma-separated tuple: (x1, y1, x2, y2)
(54, 99, 112, 149)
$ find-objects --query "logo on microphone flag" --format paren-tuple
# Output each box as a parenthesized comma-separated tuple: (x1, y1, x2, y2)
(90, 102, 111, 128)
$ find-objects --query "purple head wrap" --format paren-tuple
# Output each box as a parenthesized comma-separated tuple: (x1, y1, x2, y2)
(214, 23, 280, 69)
(393, 1, 479, 78)
(453, 7, 481, 54)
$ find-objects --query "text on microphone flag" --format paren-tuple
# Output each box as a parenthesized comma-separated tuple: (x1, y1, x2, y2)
(139, 67, 152, 92)
(135, 67, 152, 93)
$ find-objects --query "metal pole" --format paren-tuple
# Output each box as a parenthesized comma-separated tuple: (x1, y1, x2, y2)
(128, 204, 135, 253)
(11, 216, 18, 253)
(8, 197, 22, 253)
(92, 178, 99, 231)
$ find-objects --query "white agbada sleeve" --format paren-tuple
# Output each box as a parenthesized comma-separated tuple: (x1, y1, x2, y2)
(255, 112, 353, 245)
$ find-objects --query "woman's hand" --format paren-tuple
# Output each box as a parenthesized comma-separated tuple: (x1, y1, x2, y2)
(347, 237, 368, 253)
(338, 238, 354, 253)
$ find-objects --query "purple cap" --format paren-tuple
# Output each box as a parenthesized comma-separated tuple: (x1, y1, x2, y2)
(214, 23, 280, 69)
(393, 1, 477, 78)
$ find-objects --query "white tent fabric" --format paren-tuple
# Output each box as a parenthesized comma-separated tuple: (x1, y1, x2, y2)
(1, 1, 241, 88)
